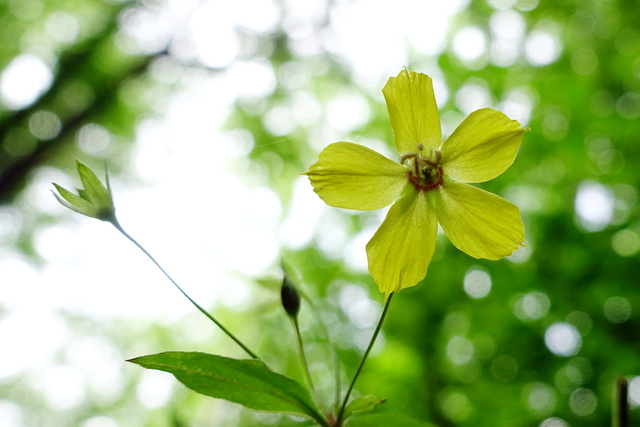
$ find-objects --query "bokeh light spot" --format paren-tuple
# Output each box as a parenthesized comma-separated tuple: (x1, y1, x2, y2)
(439, 388, 472, 422)
(499, 88, 535, 125)
(525, 30, 561, 66)
(555, 357, 592, 393)
(46, 11, 80, 44)
(516, 0, 539, 11)
(574, 181, 614, 232)
(489, 10, 526, 66)
(539, 417, 569, 427)
(339, 285, 380, 329)
(446, 336, 475, 365)
(0, 54, 53, 109)
(612, 229, 640, 257)
(463, 268, 492, 299)
(488, 0, 517, 9)
(452, 27, 487, 64)
(524, 382, 556, 416)
(604, 296, 632, 323)
(616, 92, 640, 119)
(77, 123, 114, 156)
(455, 81, 492, 114)
(29, 111, 62, 140)
(544, 322, 581, 357)
(263, 105, 296, 136)
(569, 388, 597, 416)
(511, 291, 550, 322)
(79, 416, 119, 427)
(9, 0, 43, 20)
(571, 48, 598, 75)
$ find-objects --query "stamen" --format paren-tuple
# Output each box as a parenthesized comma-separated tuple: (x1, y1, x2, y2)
(402, 148, 443, 192)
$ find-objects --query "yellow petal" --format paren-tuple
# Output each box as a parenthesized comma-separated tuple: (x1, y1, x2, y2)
(441, 108, 526, 183)
(304, 142, 407, 210)
(428, 180, 524, 259)
(367, 188, 438, 296)
(382, 69, 442, 155)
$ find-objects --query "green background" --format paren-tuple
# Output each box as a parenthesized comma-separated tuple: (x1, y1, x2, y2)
(1, 0, 639, 425)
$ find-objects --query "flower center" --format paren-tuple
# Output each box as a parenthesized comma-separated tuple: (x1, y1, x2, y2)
(401, 144, 443, 192)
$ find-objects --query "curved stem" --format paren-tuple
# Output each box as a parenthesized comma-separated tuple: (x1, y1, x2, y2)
(336, 292, 394, 425)
(111, 219, 260, 360)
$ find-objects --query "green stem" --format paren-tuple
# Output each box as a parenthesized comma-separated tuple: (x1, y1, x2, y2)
(291, 316, 328, 415)
(336, 292, 394, 425)
(111, 219, 260, 360)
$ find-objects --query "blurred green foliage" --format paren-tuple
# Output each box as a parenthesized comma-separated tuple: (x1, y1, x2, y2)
(1, 0, 639, 426)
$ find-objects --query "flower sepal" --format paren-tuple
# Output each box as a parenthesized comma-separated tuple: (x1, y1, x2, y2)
(52, 160, 117, 223)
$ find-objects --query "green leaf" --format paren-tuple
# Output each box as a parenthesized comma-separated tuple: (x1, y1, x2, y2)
(128, 352, 327, 425)
(345, 412, 437, 427)
(343, 395, 385, 418)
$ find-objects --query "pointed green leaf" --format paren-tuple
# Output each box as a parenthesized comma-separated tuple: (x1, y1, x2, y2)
(52, 184, 101, 217)
(343, 395, 385, 418)
(128, 352, 326, 425)
(346, 412, 436, 427)
(76, 160, 112, 207)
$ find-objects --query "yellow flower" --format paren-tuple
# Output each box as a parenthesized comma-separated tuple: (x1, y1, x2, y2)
(304, 70, 526, 296)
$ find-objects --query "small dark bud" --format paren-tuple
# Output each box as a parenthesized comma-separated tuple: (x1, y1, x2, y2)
(281, 277, 301, 318)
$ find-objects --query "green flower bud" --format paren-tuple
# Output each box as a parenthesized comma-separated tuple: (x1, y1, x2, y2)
(280, 277, 300, 318)
(52, 160, 117, 223)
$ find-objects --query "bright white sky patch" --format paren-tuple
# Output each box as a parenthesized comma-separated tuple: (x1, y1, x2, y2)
(41, 365, 87, 410)
(136, 370, 175, 409)
(326, 92, 371, 132)
(325, 0, 469, 85)
(452, 26, 487, 63)
(189, 2, 240, 67)
(0, 53, 53, 109)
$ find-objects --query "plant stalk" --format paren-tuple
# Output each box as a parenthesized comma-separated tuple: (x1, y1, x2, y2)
(291, 316, 329, 415)
(111, 219, 260, 360)
(613, 376, 629, 427)
(335, 292, 394, 425)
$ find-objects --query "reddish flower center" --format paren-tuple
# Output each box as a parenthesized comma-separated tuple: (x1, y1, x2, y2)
(401, 145, 443, 192)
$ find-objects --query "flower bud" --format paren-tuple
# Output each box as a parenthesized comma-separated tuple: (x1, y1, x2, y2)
(52, 160, 117, 223)
(280, 277, 300, 318)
